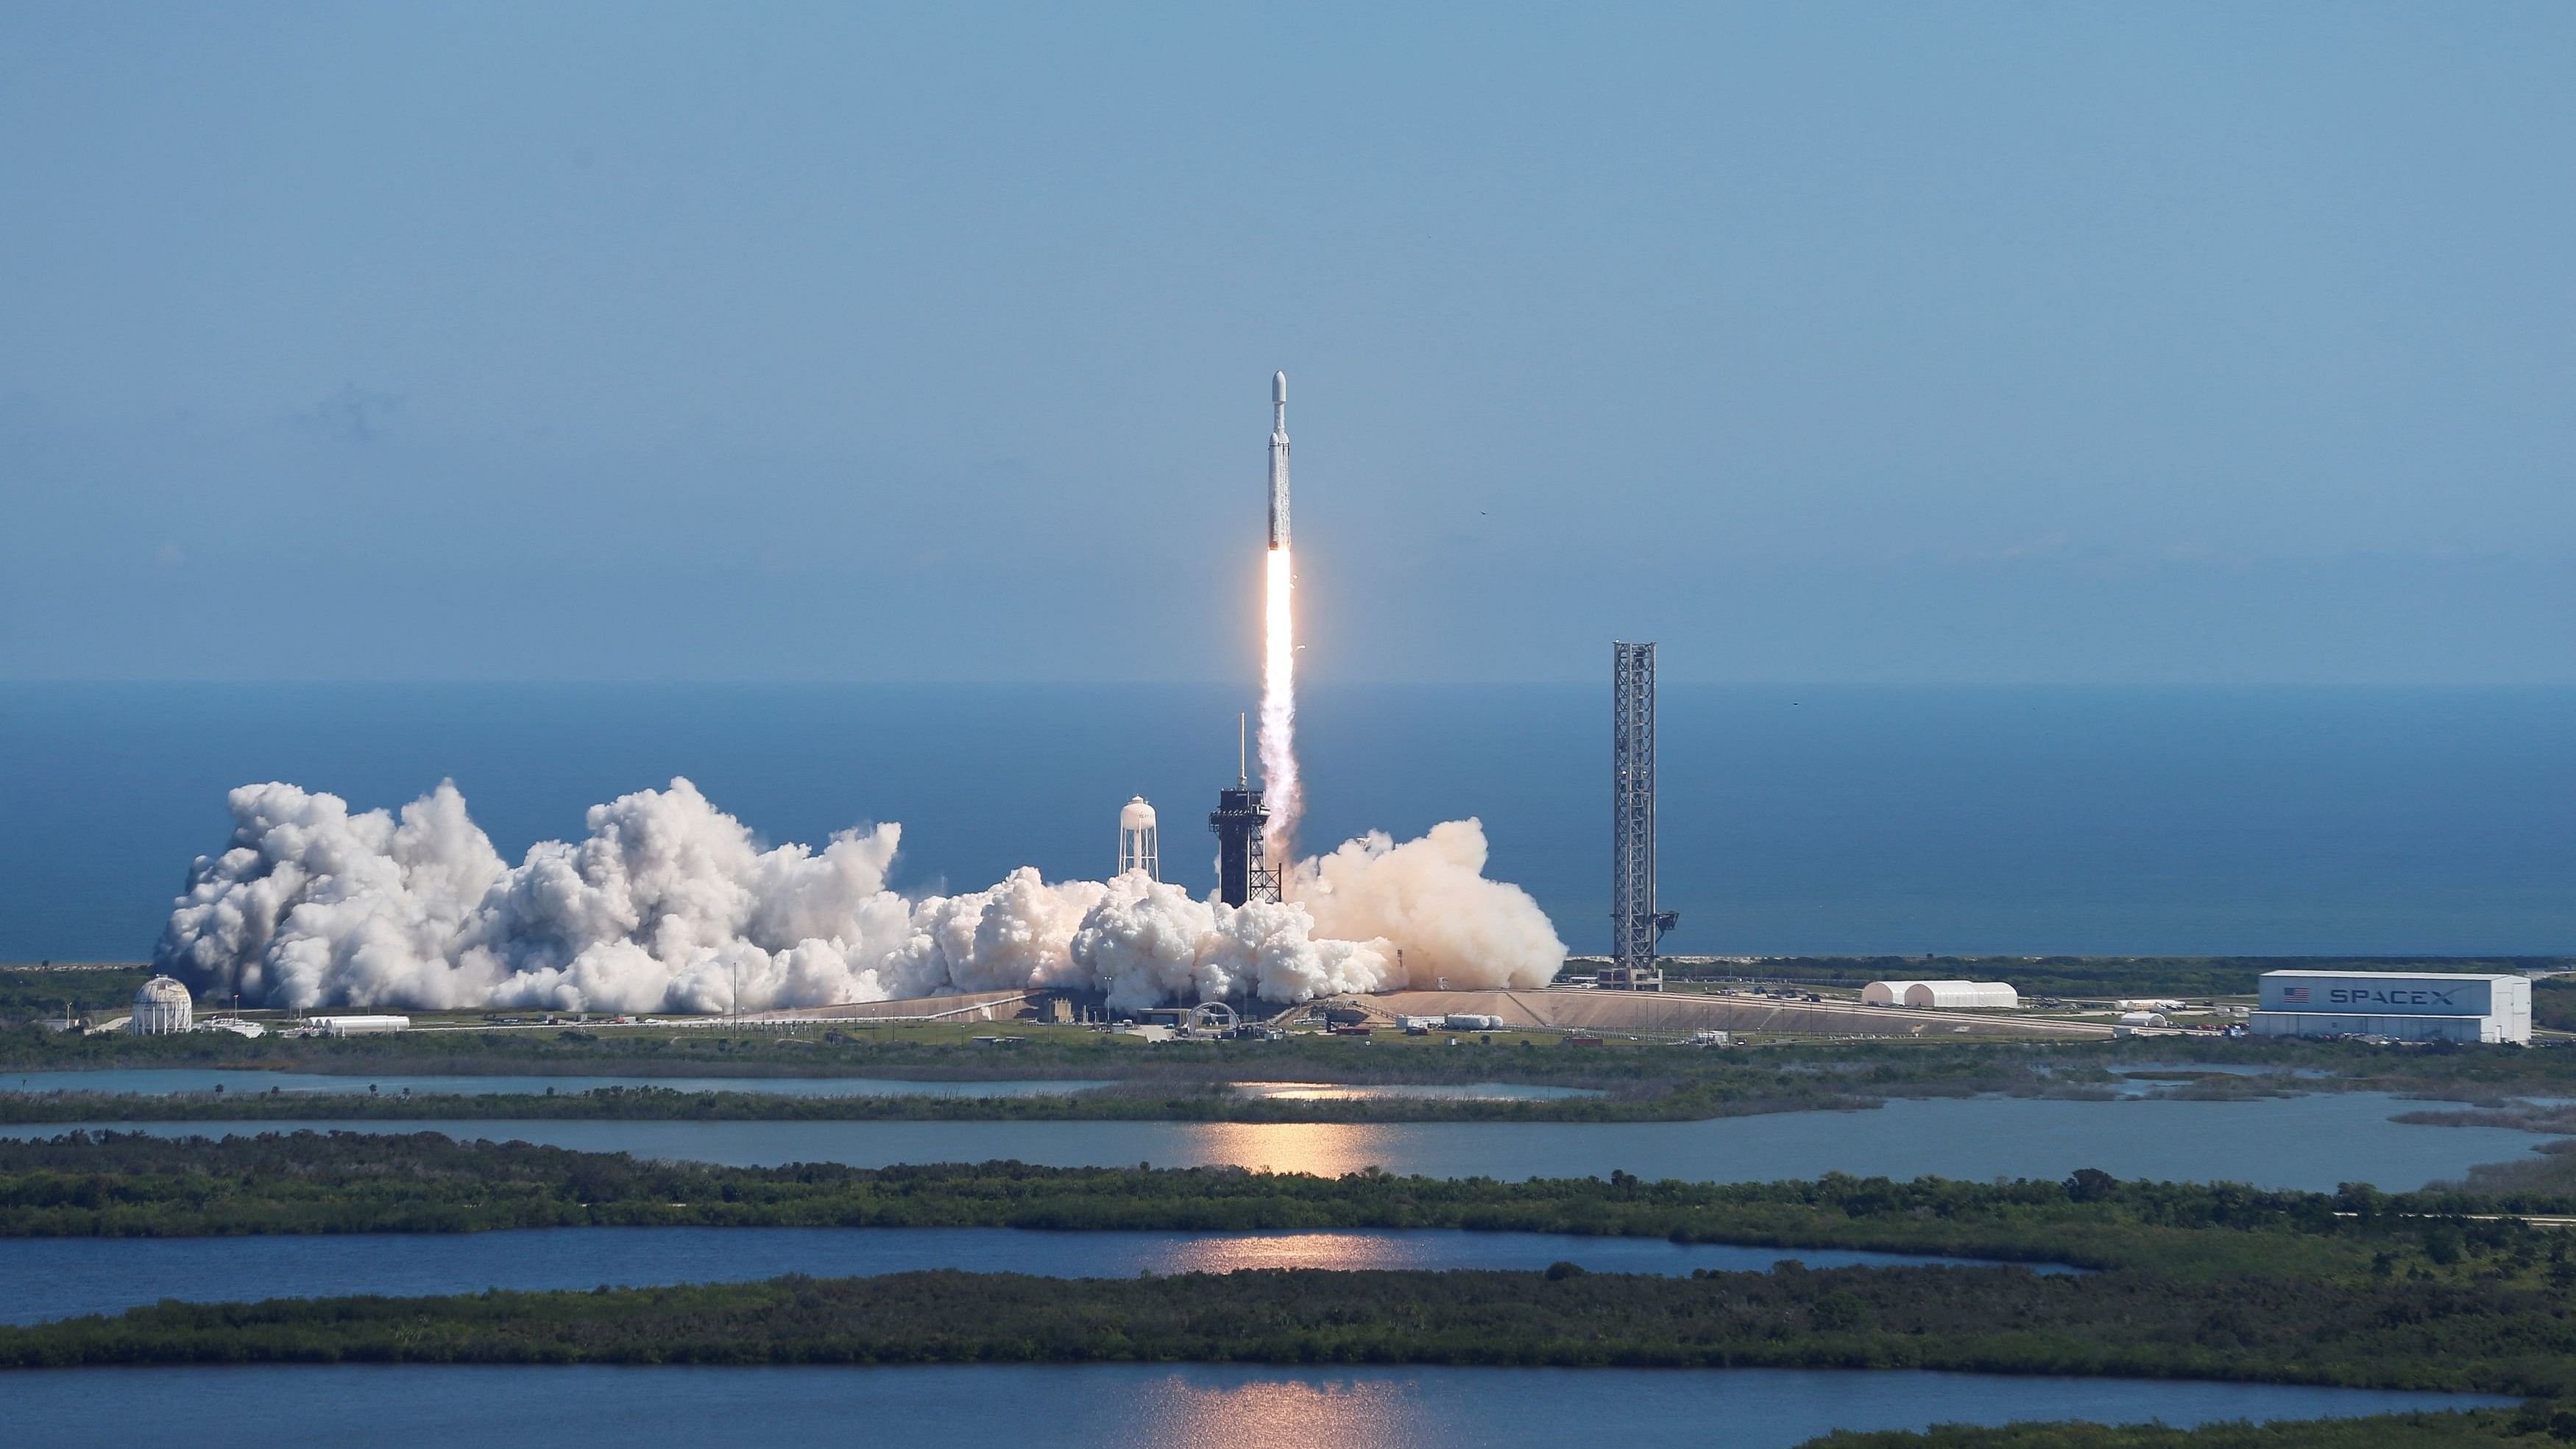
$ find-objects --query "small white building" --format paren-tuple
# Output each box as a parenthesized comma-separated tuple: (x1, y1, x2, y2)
(1861, 979, 2020, 1010)
(2250, 971, 2530, 1044)
(129, 976, 194, 1035)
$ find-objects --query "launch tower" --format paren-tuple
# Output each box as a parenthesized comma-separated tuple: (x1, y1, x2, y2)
(1210, 715, 1281, 907)
(1607, 640, 1675, 990)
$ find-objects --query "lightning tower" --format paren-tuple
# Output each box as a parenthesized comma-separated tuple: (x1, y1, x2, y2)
(1608, 640, 1675, 990)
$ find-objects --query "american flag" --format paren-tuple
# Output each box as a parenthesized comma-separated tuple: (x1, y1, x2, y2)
(2282, 986, 2310, 1004)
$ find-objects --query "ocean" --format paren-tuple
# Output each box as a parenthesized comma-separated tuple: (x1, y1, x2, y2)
(1, 681, 2569, 960)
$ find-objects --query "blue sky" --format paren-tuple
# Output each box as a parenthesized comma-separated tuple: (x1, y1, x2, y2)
(3, 3, 2570, 684)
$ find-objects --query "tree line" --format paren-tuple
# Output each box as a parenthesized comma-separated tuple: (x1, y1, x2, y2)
(1797, 1411, 2568, 1448)
(1, 1261, 2569, 1399)
(5, 1133, 2574, 1287)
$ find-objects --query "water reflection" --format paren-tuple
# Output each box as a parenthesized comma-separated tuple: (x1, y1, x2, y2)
(1228, 1082, 1600, 1102)
(7, 1093, 2543, 1192)
(1189, 1122, 1409, 1178)
(1132, 1372, 1420, 1449)
(3, 1364, 2514, 1449)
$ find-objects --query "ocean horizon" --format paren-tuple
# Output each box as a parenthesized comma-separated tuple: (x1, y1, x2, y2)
(2, 681, 2569, 962)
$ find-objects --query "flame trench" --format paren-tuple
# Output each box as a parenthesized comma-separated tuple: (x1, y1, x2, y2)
(1259, 546, 1301, 862)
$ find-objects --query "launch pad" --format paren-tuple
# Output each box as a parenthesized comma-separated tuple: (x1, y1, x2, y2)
(1210, 782, 1281, 907)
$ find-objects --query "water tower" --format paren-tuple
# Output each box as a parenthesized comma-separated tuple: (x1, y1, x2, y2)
(1118, 796, 1159, 880)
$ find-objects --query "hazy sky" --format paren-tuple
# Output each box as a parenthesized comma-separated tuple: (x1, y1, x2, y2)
(4, 4, 2570, 684)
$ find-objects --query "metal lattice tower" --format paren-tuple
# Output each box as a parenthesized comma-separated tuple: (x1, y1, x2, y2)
(1610, 641, 1674, 990)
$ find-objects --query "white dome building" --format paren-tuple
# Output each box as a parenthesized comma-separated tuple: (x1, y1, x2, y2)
(130, 975, 194, 1035)
(1861, 979, 2020, 1010)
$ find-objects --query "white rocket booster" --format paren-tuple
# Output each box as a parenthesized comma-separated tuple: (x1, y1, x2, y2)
(1267, 370, 1290, 550)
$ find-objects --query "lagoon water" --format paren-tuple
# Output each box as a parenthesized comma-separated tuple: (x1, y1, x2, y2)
(0, 1069, 1113, 1098)
(0, 1227, 2078, 1325)
(13, 1092, 2541, 1192)
(1, 1364, 2512, 1448)
(0, 1071, 1596, 1103)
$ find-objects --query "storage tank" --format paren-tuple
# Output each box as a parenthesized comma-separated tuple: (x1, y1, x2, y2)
(310, 1014, 411, 1036)
(1443, 1013, 1505, 1032)
(2117, 1010, 2170, 1027)
(129, 976, 194, 1035)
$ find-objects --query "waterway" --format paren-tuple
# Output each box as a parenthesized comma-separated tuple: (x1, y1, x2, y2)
(1, 1226, 2079, 1325)
(7, 1092, 2542, 1191)
(0, 1069, 1113, 1097)
(1, 1364, 2513, 1448)
(0, 1071, 1596, 1102)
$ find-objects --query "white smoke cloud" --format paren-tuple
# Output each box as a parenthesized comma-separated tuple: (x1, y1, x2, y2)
(158, 778, 1565, 1014)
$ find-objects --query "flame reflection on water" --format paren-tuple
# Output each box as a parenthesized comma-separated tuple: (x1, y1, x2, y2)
(1125, 1371, 1423, 1449)
(1226, 1081, 1597, 1103)
(1148, 1233, 1436, 1273)
(1185, 1122, 1406, 1179)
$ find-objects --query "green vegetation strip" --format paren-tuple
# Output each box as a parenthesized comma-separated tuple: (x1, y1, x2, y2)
(2, 1261, 2570, 1398)
(10, 1134, 2576, 1286)
(1800, 1413, 2567, 1449)
(13, 999, 2576, 1114)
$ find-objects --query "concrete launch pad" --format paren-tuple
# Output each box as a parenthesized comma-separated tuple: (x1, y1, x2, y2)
(1319, 988, 2115, 1041)
(739, 984, 2110, 1041)
(748, 990, 1040, 1025)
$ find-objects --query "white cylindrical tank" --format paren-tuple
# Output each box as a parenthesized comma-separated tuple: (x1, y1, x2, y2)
(2117, 1010, 2170, 1027)
(130, 976, 194, 1035)
(1117, 796, 1159, 881)
(1443, 1013, 1504, 1032)
(311, 1015, 410, 1036)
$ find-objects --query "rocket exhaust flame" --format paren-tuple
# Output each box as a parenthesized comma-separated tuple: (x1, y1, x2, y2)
(1261, 545, 1299, 861)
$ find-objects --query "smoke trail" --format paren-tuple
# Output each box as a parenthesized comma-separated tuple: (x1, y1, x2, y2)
(155, 777, 1565, 1013)
(1259, 546, 1301, 860)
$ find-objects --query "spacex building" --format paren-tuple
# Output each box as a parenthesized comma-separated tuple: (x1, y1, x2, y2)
(2251, 970, 2532, 1044)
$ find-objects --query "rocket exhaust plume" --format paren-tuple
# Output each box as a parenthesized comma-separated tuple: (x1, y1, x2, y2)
(155, 777, 1566, 1013)
(1259, 370, 1301, 861)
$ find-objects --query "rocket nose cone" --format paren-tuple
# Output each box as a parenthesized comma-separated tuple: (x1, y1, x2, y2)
(1273, 372, 1287, 404)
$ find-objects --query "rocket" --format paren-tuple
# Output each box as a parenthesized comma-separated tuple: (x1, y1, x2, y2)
(1267, 370, 1290, 550)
